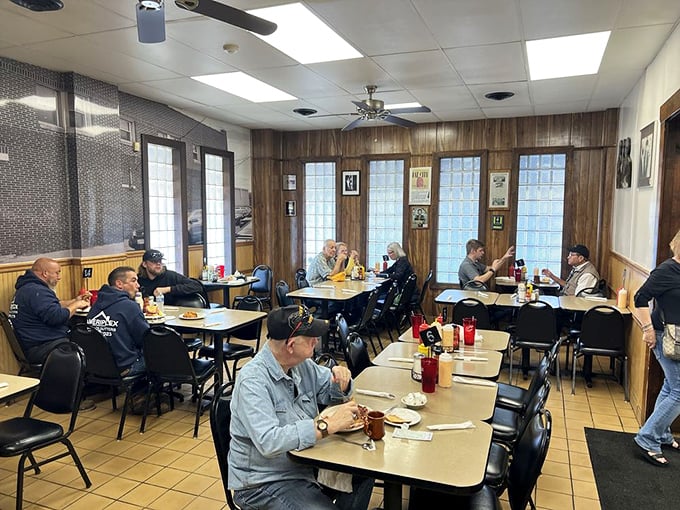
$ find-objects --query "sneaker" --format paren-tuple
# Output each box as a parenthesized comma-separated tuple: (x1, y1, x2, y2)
(79, 399, 96, 412)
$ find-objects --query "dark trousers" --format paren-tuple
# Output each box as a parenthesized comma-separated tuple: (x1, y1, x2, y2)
(25, 338, 70, 364)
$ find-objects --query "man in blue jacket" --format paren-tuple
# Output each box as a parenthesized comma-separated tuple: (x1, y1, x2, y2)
(87, 266, 149, 376)
(9, 258, 90, 363)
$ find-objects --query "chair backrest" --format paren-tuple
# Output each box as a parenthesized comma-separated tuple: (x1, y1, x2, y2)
(0, 311, 39, 375)
(171, 292, 209, 309)
(516, 301, 556, 343)
(275, 280, 294, 307)
(250, 264, 273, 294)
(190, 278, 213, 305)
(416, 269, 434, 306)
(354, 288, 381, 329)
(30, 343, 86, 434)
(143, 326, 196, 381)
(374, 282, 399, 322)
(462, 280, 488, 291)
(295, 268, 309, 289)
(314, 352, 338, 369)
(520, 380, 551, 436)
(580, 305, 625, 352)
(335, 313, 350, 353)
(524, 354, 552, 405)
(452, 298, 492, 329)
(508, 409, 553, 510)
(209, 382, 239, 510)
(345, 333, 372, 378)
(69, 323, 122, 380)
(230, 296, 263, 346)
(395, 273, 419, 312)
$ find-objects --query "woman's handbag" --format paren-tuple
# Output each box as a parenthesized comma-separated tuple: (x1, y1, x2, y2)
(663, 323, 680, 361)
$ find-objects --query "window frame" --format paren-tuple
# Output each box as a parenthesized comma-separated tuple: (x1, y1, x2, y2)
(35, 84, 65, 131)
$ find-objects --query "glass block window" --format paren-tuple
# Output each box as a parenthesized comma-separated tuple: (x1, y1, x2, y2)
(147, 143, 181, 271)
(436, 156, 482, 283)
(304, 162, 336, 267)
(367, 160, 405, 268)
(205, 153, 226, 266)
(516, 153, 566, 272)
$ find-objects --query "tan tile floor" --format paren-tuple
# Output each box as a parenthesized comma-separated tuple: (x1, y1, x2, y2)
(0, 338, 634, 510)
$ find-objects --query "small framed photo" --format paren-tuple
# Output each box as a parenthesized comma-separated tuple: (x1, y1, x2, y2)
(638, 122, 654, 188)
(285, 200, 296, 217)
(488, 171, 510, 209)
(411, 206, 429, 229)
(283, 174, 297, 191)
(342, 170, 360, 196)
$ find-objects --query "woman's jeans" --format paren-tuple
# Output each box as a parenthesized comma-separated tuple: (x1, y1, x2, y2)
(635, 330, 680, 451)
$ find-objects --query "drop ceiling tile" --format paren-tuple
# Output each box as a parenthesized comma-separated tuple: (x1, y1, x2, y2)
(247, 65, 346, 99)
(308, 59, 400, 95)
(533, 101, 589, 115)
(520, 0, 620, 40)
(409, 86, 479, 111)
(530, 75, 597, 104)
(306, 95, 361, 115)
(138, 77, 251, 107)
(482, 104, 535, 118)
(600, 25, 675, 74)
(467, 82, 531, 107)
(435, 108, 486, 122)
(26, 0, 135, 34)
(616, 0, 680, 28)
(309, 0, 439, 55)
(446, 42, 526, 85)
(372, 50, 463, 89)
(0, 9, 74, 45)
(414, 0, 522, 48)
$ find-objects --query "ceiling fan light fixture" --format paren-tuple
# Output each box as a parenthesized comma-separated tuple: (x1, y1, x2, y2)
(9, 0, 63, 11)
(140, 0, 162, 9)
(484, 91, 515, 101)
(293, 108, 318, 116)
(137, 1, 166, 43)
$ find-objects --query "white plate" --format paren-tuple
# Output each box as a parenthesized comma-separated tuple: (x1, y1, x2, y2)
(321, 405, 366, 433)
(145, 315, 166, 324)
(385, 408, 421, 427)
(178, 313, 205, 320)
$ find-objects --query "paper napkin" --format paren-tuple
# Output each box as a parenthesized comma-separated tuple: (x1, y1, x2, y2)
(355, 389, 395, 399)
(426, 421, 476, 431)
(453, 356, 488, 362)
(387, 357, 414, 363)
(453, 376, 497, 387)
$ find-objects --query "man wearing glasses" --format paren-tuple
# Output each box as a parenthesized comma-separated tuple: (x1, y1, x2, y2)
(137, 249, 203, 303)
(541, 244, 600, 297)
(229, 305, 374, 510)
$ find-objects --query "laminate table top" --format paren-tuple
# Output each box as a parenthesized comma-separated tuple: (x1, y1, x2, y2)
(558, 295, 631, 314)
(397, 328, 509, 351)
(0, 373, 40, 404)
(434, 289, 499, 306)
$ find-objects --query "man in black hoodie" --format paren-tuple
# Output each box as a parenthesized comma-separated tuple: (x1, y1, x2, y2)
(87, 266, 149, 376)
(10, 258, 90, 363)
(137, 249, 203, 305)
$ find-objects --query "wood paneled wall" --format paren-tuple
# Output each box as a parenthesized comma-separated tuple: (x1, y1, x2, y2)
(252, 111, 619, 317)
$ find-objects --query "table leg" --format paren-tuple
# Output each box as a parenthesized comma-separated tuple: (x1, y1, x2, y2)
(383, 481, 402, 510)
(214, 333, 224, 385)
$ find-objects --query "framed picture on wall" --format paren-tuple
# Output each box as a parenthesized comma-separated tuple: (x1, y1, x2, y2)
(638, 122, 654, 188)
(488, 171, 510, 209)
(410, 206, 429, 229)
(342, 171, 360, 195)
(283, 174, 297, 191)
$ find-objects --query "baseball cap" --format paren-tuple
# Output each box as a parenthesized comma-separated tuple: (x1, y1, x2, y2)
(142, 249, 164, 262)
(267, 305, 329, 340)
(568, 244, 590, 259)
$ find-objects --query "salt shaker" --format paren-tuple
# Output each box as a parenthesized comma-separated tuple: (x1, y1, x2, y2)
(411, 353, 424, 382)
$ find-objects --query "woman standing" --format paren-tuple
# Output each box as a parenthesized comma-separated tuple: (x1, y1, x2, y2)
(633, 229, 680, 466)
(382, 242, 414, 290)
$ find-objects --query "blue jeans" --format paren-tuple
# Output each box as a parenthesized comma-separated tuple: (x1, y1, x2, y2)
(234, 476, 374, 510)
(635, 330, 680, 452)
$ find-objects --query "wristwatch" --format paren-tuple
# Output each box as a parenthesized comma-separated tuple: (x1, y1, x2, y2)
(316, 418, 329, 438)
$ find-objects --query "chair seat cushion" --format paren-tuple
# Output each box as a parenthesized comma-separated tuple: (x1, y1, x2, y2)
(490, 407, 521, 444)
(484, 442, 510, 490)
(408, 485, 501, 510)
(199, 344, 254, 360)
(576, 346, 624, 357)
(0, 418, 64, 455)
(190, 358, 216, 378)
(513, 340, 554, 350)
(495, 383, 527, 412)
(184, 337, 203, 351)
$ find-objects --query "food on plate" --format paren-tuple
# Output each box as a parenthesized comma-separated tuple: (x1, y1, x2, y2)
(181, 311, 199, 319)
(386, 414, 410, 424)
(402, 392, 427, 407)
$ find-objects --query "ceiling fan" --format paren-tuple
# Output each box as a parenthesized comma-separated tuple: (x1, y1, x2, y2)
(136, 0, 277, 44)
(297, 85, 432, 132)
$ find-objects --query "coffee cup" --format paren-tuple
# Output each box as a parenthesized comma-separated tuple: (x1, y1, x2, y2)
(364, 410, 385, 440)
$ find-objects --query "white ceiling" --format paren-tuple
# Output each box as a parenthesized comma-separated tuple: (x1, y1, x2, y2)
(1, 0, 679, 131)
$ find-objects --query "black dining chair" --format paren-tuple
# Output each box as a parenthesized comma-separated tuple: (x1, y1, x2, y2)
(69, 323, 145, 440)
(490, 379, 550, 448)
(411, 268, 433, 320)
(461, 280, 489, 291)
(571, 305, 628, 400)
(190, 278, 224, 309)
(370, 281, 400, 343)
(508, 300, 560, 390)
(233, 264, 273, 310)
(168, 292, 209, 355)
(276, 280, 295, 307)
(141, 325, 219, 438)
(0, 343, 92, 510)
(452, 298, 493, 330)
(199, 296, 263, 382)
(385, 273, 419, 337)
(0, 311, 42, 377)
(209, 382, 239, 510)
(348, 288, 382, 355)
(344, 333, 374, 378)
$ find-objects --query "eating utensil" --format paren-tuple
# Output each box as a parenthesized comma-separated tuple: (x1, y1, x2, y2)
(355, 389, 395, 399)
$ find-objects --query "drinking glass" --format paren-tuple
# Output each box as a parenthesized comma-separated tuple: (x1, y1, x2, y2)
(421, 357, 438, 393)
(364, 410, 385, 440)
(410, 314, 424, 338)
(88, 289, 99, 305)
(463, 317, 477, 346)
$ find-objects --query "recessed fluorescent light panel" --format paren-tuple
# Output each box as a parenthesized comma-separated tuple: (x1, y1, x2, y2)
(527, 31, 610, 81)
(247, 2, 362, 64)
(385, 102, 422, 110)
(191, 72, 296, 103)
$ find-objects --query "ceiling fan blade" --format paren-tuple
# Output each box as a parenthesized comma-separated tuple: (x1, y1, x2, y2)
(351, 100, 370, 111)
(308, 113, 358, 119)
(341, 118, 365, 131)
(388, 105, 431, 114)
(382, 115, 416, 128)
(137, 3, 166, 43)
(9, 0, 63, 11)
(175, 0, 277, 35)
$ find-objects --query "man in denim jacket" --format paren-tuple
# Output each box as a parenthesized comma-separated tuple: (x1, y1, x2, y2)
(228, 305, 374, 509)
